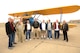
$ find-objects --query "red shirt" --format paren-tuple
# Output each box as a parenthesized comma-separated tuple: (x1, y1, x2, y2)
(10, 23, 14, 31)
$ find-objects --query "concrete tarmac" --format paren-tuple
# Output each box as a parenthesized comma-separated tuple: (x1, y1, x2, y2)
(0, 23, 80, 53)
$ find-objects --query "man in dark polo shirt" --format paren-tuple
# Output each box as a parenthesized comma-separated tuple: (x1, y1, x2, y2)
(32, 18, 40, 39)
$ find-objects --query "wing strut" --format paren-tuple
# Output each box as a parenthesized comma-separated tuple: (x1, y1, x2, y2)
(60, 8, 63, 23)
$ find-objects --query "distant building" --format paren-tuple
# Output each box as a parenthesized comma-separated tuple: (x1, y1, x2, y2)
(69, 20, 80, 23)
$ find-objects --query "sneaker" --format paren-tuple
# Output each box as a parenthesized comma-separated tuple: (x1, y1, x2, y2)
(29, 39, 32, 40)
(47, 38, 49, 39)
(12, 45, 15, 47)
(26, 39, 28, 41)
(50, 38, 52, 40)
(41, 36, 43, 38)
(8, 47, 13, 49)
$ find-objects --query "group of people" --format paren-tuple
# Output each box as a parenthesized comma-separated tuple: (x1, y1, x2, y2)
(5, 17, 69, 49)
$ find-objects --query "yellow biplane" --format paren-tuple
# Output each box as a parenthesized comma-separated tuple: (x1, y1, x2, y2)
(8, 5, 80, 28)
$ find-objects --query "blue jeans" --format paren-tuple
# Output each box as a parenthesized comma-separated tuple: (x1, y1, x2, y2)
(54, 31, 60, 39)
(26, 30, 31, 39)
(12, 32, 15, 43)
(8, 32, 14, 47)
(47, 30, 52, 38)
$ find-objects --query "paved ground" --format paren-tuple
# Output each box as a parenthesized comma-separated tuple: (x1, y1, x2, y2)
(0, 23, 80, 53)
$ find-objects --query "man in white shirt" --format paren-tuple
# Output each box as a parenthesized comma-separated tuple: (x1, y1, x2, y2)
(25, 20, 32, 40)
(40, 20, 47, 39)
(27, 23, 31, 30)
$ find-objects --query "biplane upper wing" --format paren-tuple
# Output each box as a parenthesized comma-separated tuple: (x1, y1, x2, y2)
(8, 5, 80, 17)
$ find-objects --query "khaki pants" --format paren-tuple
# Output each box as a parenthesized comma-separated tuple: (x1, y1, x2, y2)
(41, 30, 46, 38)
(33, 28, 40, 39)
(16, 31, 25, 43)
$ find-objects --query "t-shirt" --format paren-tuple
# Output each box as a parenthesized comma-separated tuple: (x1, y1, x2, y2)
(27, 23, 31, 30)
(48, 23, 52, 30)
(55, 22, 59, 31)
(42, 23, 46, 30)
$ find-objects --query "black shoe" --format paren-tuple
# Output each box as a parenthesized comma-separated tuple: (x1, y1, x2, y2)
(55, 38, 56, 39)
(57, 37, 59, 39)
(13, 42, 17, 44)
(33, 38, 35, 39)
(66, 39, 68, 42)
(37, 38, 39, 39)
(64, 39, 66, 40)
